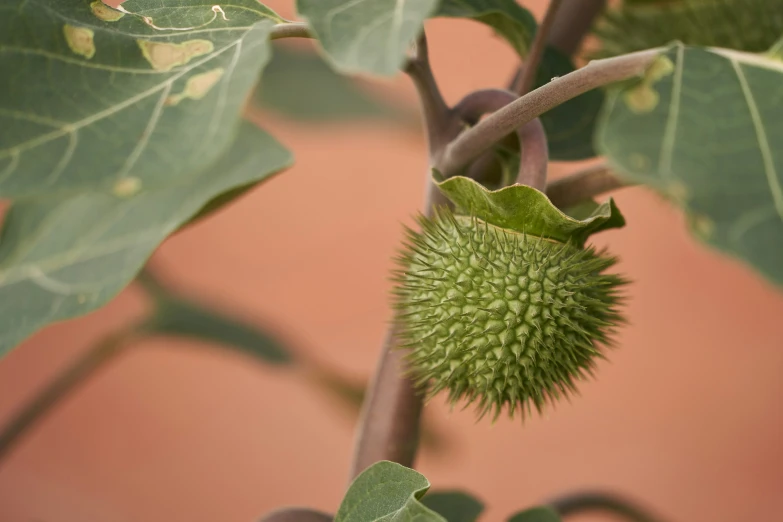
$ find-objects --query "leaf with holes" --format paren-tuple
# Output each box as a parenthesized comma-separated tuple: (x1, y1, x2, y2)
(297, 0, 439, 76)
(598, 43, 783, 286)
(0, 123, 292, 356)
(0, 0, 283, 198)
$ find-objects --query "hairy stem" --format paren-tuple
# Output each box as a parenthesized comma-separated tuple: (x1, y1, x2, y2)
(547, 0, 607, 57)
(439, 49, 659, 176)
(270, 22, 313, 40)
(546, 163, 631, 208)
(549, 491, 666, 522)
(349, 30, 456, 481)
(512, 0, 565, 96)
(0, 329, 137, 464)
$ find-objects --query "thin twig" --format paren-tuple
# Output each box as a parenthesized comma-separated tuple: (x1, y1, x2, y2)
(453, 89, 548, 190)
(547, 0, 608, 56)
(546, 163, 631, 208)
(549, 491, 667, 522)
(439, 49, 659, 176)
(270, 22, 313, 40)
(512, 0, 566, 96)
(0, 329, 138, 464)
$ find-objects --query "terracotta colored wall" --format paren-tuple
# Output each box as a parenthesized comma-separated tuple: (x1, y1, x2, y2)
(1, 2, 782, 521)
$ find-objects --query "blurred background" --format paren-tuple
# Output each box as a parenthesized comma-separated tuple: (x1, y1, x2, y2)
(1, 1, 782, 521)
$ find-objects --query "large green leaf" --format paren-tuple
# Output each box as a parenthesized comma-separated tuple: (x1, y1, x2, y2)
(434, 0, 536, 57)
(137, 270, 293, 365)
(255, 43, 404, 122)
(0, 0, 283, 198)
(507, 507, 561, 522)
(296, 0, 439, 76)
(0, 123, 292, 356)
(335, 461, 445, 522)
(433, 172, 625, 246)
(597, 44, 783, 286)
(420, 491, 484, 522)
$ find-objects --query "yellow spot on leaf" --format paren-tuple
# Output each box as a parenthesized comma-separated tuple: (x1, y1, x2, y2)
(63, 25, 95, 59)
(113, 177, 142, 197)
(624, 85, 659, 114)
(644, 55, 675, 84)
(137, 39, 214, 72)
(691, 215, 714, 238)
(90, 1, 124, 22)
(166, 68, 225, 105)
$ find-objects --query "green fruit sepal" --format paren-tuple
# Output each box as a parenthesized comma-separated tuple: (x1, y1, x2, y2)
(392, 174, 628, 420)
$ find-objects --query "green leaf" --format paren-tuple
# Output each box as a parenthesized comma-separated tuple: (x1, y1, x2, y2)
(256, 43, 404, 122)
(297, 0, 439, 77)
(594, 0, 783, 59)
(335, 461, 446, 522)
(433, 173, 625, 246)
(434, 0, 536, 57)
(0, 0, 283, 198)
(421, 491, 484, 522)
(535, 48, 604, 161)
(597, 44, 783, 286)
(0, 123, 292, 356)
(137, 270, 293, 365)
(507, 506, 562, 522)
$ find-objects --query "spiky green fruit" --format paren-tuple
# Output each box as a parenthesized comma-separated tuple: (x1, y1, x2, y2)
(393, 209, 625, 420)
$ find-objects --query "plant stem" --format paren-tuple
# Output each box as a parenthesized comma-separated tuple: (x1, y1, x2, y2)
(549, 491, 666, 522)
(270, 22, 313, 40)
(438, 49, 659, 176)
(349, 30, 457, 480)
(546, 163, 630, 208)
(0, 329, 137, 464)
(547, 0, 607, 56)
(512, 0, 565, 96)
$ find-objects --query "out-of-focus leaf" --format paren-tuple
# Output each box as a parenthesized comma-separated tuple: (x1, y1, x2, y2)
(421, 491, 484, 522)
(138, 271, 292, 365)
(256, 44, 403, 122)
(507, 506, 562, 522)
(435, 0, 536, 57)
(595, 0, 783, 58)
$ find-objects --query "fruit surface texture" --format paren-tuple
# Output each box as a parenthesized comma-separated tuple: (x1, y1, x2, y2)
(395, 209, 625, 419)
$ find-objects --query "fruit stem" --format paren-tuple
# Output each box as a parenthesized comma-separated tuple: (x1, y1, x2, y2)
(546, 163, 631, 208)
(453, 89, 548, 191)
(511, 0, 566, 96)
(349, 30, 455, 481)
(438, 49, 660, 177)
(549, 491, 667, 522)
